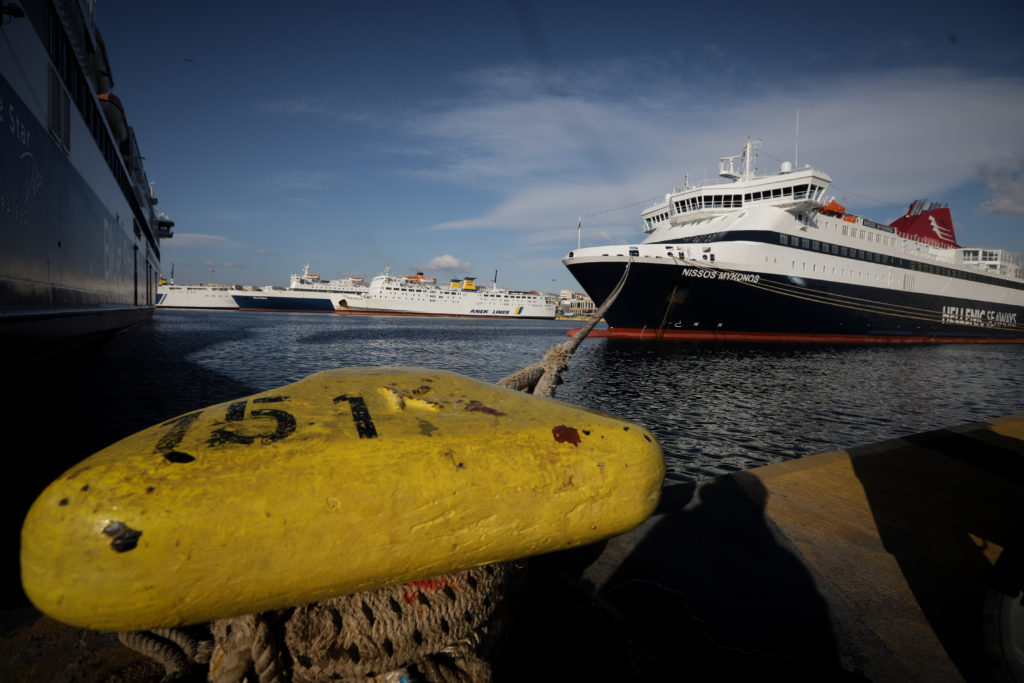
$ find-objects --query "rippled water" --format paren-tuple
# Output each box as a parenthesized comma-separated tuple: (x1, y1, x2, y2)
(557, 341, 1024, 482)
(4, 309, 1023, 606)
(138, 310, 1024, 482)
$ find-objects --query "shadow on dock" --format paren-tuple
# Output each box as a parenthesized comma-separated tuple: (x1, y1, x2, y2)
(504, 414, 1024, 681)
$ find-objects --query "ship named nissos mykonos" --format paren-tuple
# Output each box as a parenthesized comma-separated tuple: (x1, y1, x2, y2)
(1, 0, 172, 341)
(563, 140, 1024, 342)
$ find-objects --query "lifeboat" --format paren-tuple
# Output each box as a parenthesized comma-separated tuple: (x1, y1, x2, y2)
(819, 198, 847, 218)
(97, 92, 128, 145)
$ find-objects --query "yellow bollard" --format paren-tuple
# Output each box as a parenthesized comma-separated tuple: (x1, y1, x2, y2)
(21, 367, 664, 631)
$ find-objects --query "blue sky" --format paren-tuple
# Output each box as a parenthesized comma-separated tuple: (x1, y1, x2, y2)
(98, 0, 1024, 291)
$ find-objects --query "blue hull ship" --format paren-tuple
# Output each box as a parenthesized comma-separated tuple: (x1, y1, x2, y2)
(0, 0, 172, 342)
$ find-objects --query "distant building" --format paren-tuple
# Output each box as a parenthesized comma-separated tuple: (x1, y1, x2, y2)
(559, 290, 595, 318)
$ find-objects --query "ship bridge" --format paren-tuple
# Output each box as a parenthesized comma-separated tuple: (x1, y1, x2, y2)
(641, 140, 832, 234)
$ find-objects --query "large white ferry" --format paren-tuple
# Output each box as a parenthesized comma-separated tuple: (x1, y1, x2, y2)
(157, 284, 240, 310)
(338, 268, 557, 319)
(563, 139, 1024, 342)
(1, 0, 173, 342)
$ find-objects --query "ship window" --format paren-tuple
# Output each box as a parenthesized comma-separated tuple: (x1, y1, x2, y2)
(801, 238, 809, 249)
(744, 193, 752, 202)
(794, 184, 808, 200)
(831, 244, 839, 255)
(840, 247, 848, 257)
(811, 240, 820, 251)
(783, 186, 792, 197)
(779, 234, 788, 245)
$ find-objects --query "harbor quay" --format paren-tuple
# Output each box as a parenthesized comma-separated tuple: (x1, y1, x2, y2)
(2, 413, 1022, 681)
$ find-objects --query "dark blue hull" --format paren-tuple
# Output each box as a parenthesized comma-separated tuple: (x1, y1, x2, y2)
(1, 5, 166, 342)
(232, 295, 336, 313)
(566, 260, 1024, 342)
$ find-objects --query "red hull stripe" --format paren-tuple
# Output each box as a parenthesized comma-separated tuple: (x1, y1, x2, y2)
(235, 308, 545, 319)
(569, 328, 1024, 344)
(334, 310, 543, 319)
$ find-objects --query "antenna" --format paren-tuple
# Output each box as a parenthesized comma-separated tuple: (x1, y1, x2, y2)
(795, 109, 799, 169)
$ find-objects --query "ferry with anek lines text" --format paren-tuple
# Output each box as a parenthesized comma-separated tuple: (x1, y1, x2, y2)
(563, 139, 1024, 343)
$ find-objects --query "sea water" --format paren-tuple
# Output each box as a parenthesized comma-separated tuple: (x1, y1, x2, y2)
(20, 309, 1024, 484)
(4, 309, 1023, 606)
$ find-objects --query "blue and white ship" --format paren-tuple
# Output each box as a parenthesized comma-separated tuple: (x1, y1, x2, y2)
(563, 139, 1024, 342)
(159, 264, 558, 319)
(1, 0, 172, 341)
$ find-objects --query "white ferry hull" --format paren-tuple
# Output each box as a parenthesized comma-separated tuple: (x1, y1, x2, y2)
(157, 286, 239, 310)
(336, 294, 555, 319)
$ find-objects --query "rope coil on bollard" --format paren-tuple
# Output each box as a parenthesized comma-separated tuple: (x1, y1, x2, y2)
(118, 260, 633, 682)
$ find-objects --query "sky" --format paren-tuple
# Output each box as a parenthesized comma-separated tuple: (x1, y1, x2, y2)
(96, 0, 1024, 292)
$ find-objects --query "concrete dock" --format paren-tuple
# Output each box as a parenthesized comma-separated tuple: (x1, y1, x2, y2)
(3, 413, 1023, 681)
(507, 411, 1024, 681)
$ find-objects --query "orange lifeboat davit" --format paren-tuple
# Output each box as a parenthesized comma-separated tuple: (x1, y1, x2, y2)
(819, 198, 847, 217)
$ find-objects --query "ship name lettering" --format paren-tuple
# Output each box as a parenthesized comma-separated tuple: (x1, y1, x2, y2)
(941, 305, 1017, 328)
(681, 268, 759, 284)
(5, 101, 31, 149)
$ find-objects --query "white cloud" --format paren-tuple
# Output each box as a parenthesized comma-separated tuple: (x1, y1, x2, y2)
(168, 233, 239, 248)
(403, 65, 1024, 235)
(979, 157, 1024, 217)
(417, 254, 471, 272)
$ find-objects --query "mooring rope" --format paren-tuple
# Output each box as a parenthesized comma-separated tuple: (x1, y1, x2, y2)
(117, 260, 634, 681)
(497, 257, 633, 397)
